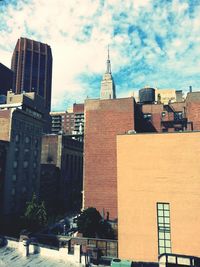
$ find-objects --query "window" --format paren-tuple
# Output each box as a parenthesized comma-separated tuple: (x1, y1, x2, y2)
(12, 174, 17, 181)
(162, 112, 166, 117)
(143, 113, 152, 121)
(174, 112, 183, 121)
(25, 136, 30, 144)
(13, 161, 18, 168)
(15, 134, 20, 143)
(157, 202, 171, 255)
(23, 161, 28, 168)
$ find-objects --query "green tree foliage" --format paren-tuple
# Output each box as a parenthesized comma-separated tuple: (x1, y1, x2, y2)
(77, 207, 115, 239)
(24, 194, 47, 231)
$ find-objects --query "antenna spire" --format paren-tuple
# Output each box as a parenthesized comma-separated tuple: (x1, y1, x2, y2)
(106, 45, 111, 74)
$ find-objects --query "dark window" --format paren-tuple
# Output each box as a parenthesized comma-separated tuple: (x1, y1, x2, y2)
(39, 54, 46, 97)
(143, 113, 152, 121)
(32, 52, 39, 91)
(23, 50, 32, 90)
(174, 112, 183, 121)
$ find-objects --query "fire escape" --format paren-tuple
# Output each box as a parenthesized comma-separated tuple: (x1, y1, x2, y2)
(161, 104, 188, 132)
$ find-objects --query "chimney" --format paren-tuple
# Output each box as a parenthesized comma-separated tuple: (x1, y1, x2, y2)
(189, 86, 192, 93)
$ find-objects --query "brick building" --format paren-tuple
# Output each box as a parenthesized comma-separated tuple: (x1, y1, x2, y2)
(73, 103, 84, 134)
(41, 134, 83, 214)
(83, 98, 136, 219)
(50, 103, 84, 135)
(83, 89, 200, 220)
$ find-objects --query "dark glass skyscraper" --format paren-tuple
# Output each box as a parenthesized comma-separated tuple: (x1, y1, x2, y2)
(11, 37, 53, 111)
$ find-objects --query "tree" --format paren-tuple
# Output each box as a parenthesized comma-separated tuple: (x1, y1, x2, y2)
(77, 207, 115, 239)
(24, 194, 47, 231)
(77, 207, 102, 238)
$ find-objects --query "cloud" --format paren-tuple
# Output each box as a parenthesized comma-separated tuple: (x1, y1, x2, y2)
(1, 0, 200, 110)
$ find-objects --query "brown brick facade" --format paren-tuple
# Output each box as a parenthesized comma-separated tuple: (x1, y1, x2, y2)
(83, 98, 135, 219)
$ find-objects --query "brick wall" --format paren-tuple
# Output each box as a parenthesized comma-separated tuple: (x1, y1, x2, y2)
(84, 98, 135, 219)
(186, 93, 200, 130)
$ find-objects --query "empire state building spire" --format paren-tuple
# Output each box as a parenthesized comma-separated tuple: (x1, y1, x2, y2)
(100, 46, 116, 99)
(106, 45, 111, 74)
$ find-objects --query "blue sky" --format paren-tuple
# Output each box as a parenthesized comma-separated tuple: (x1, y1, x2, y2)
(0, 0, 200, 111)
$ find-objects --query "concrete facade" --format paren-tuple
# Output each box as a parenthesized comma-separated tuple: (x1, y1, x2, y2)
(117, 132, 200, 262)
(0, 92, 44, 215)
(83, 98, 135, 219)
(0, 141, 8, 214)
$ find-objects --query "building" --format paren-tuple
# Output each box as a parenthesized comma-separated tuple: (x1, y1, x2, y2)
(73, 103, 84, 134)
(40, 164, 60, 214)
(0, 92, 44, 216)
(50, 104, 84, 135)
(155, 88, 183, 104)
(65, 111, 75, 134)
(0, 63, 13, 100)
(117, 132, 200, 262)
(4, 90, 51, 132)
(0, 141, 8, 215)
(83, 98, 136, 220)
(100, 47, 116, 100)
(138, 87, 196, 133)
(83, 87, 200, 221)
(41, 134, 83, 213)
(11, 37, 52, 111)
(50, 111, 67, 134)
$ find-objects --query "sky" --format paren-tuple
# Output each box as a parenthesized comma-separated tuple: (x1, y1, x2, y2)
(0, 0, 200, 111)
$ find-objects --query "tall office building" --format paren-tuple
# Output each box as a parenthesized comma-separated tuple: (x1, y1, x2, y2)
(11, 37, 52, 111)
(100, 47, 116, 99)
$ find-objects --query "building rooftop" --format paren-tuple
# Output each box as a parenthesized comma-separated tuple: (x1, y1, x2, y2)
(0, 246, 80, 267)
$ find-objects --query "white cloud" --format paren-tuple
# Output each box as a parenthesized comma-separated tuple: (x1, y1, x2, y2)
(1, 0, 200, 110)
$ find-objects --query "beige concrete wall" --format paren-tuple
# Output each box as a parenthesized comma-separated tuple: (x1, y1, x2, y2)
(117, 132, 200, 262)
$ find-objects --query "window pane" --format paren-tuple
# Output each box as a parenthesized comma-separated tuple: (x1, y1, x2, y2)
(165, 217, 170, 224)
(164, 204, 169, 210)
(165, 232, 171, 239)
(159, 240, 165, 246)
(166, 240, 171, 247)
(158, 203, 164, 209)
(159, 247, 165, 254)
(159, 232, 164, 239)
(164, 210, 169, 216)
(158, 210, 163, 216)
(166, 247, 171, 253)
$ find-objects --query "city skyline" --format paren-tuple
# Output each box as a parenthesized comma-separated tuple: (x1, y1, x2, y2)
(0, 0, 200, 111)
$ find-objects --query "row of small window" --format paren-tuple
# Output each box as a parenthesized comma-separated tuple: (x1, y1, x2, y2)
(14, 148, 38, 157)
(143, 112, 183, 120)
(15, 134, 39, 146)
(11, 186, 27, 196)
(12, 173, 37, 182)
(13, 161, 38, 169)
